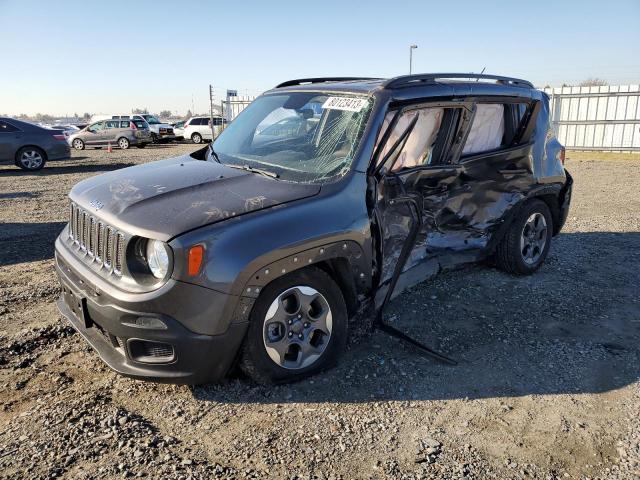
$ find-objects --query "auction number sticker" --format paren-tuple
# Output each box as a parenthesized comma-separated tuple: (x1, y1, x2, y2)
(322, 97, 368, 112)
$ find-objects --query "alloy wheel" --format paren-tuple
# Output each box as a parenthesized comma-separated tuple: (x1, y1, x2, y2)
(20, 150, 44, 169)
(520, 212, 547, 265)
(262, 286, 333, 370)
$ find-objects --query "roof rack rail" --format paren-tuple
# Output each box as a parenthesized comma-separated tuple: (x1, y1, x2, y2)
(275, 77, 381, 88)
(383, 73, 533, 89)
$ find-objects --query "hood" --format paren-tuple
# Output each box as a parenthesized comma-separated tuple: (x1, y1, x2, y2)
(69, 154, 321, 241)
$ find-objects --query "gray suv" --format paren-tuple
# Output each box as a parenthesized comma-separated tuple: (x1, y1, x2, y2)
(55, 74, 573, 385)
(68, 119, 152, 150)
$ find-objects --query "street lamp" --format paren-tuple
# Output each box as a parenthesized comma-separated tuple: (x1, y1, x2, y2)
(409, 44, 418, 75)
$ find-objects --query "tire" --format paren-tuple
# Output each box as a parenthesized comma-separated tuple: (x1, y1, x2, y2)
(151, 133, 158, 143)
(136, 143, 147, 149)
(15, 146, 46, 171)
(191, 132, 202, 144)
(72, 138, 85, 150)
(240, 267, 348, 384)
(117, 137, 130, 150)
(494, 199, 553, 275)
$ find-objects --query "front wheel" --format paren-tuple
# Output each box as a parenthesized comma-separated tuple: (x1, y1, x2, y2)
(191, 133, 202, 144)
(494, 199, 553, 275)
(136, 143, 147, 149)
(240, 267, 348, 384)
(72, 138, 85, 150)
(16, 147, 46, 171)
(118, 137, 130, 149)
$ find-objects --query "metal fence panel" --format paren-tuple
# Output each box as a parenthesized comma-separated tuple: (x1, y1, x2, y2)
(223, 95, 256, 122)
(544, 85, 640, 151)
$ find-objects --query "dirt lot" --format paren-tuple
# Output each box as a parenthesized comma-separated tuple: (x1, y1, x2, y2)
(1, 145, 639, 479)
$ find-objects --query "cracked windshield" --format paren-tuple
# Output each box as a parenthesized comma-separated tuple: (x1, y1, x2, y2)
(209, 92, 373, 183)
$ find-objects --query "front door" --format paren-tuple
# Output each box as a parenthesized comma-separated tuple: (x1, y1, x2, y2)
(0, 120, 22, 161)
(84, 121, 106, 146)
(372, 102, 472, 284)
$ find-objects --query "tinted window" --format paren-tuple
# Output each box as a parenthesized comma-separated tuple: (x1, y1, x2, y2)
(133, 120, 146, 129)
(0, 121, 19, 133)
(105, 120, 120, 129)
(120, 121, 131, 128)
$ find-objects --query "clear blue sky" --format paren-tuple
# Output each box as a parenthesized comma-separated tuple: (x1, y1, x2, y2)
(1, 0, 639, 116)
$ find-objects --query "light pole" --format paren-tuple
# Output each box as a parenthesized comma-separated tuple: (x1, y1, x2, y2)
(409, 44, 418, 75)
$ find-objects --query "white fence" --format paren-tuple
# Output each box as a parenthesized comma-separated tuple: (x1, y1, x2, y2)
(544, 85, 640, 152)
(222, 95, 256, 122)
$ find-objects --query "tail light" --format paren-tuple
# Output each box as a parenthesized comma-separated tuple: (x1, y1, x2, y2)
(52, 134, 66, 141)
(130, 122, 137, 130)
(559, 147, 566, 165)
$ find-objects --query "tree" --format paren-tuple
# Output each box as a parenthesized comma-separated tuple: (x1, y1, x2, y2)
(159, 110, 172, 118)
(131, 107, 149, 114)
(185, 109, 193, 119)
(82, 113, 91, 121)
(579, 78, 608, 87)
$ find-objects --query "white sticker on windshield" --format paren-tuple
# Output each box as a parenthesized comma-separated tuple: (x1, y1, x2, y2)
(321, 97, 368, 112)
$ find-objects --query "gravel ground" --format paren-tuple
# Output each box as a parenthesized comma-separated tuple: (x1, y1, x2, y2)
(0, 145, 639, 479)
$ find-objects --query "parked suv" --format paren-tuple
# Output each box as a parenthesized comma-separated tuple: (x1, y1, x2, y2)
(68, 119, 152, 150)
(0, 117, 70, 171)
(183, 116, 226, 144)
(55, 74, 572, 385)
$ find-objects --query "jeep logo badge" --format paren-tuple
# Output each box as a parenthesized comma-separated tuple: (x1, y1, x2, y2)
(89, 199, 104, 211)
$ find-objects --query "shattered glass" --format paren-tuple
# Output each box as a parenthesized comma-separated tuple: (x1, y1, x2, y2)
(211, 93, 373, 184)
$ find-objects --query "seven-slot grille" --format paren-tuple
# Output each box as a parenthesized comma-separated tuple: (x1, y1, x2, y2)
(68, 202, 125, 275)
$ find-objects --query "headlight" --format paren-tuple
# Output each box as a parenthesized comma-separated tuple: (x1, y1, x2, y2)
(146, 239, 170, 279)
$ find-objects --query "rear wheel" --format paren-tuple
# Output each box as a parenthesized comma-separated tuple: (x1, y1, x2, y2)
(16, 147, 46, 171)
(72, 138, 85, 150)
(495, 199, 553, 275)
(240, 267, 348, 384)
(118, 137, 130, 150)
(191, 132, 202, 144)
(136, 143, 147, 149)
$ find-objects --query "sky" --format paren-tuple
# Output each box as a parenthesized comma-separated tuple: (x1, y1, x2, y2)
(1, 0, 639, 116)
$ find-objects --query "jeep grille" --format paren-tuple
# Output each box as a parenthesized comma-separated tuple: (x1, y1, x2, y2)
(68, 202, 125, 275)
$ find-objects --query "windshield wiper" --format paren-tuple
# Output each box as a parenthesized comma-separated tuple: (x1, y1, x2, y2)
(208, 144, 221, 163)
(226, 164, 279, 179)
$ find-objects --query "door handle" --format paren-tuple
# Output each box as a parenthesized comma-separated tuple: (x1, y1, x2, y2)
(498, 168, 528, 175)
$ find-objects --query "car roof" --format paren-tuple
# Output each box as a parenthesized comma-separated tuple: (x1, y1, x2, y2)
(267, 73, 538, 99)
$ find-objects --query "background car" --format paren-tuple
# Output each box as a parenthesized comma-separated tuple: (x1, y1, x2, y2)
(183, 116, 226, 144)
(0, 117, 70, 171)
(172, 120, 185, 140)
(68, 119, 152, 150)
(92, 114, 175, 143)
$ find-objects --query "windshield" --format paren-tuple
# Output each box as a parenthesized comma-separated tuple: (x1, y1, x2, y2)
(143, 115, 161, 125)
(210, 92, 373, 183)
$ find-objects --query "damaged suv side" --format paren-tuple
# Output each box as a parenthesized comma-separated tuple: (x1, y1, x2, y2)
(55, 74, 573, 384)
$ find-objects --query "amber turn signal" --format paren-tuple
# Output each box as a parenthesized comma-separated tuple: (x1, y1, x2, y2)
(187, 245, 205, 276)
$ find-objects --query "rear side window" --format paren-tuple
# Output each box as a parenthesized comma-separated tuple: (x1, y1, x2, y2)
(461, 102, 531, 156)
(120, 121, 130, 128)
(462, 104, 505, 155)
(105, 120, 120, 129)
(133, 120, 146, 129)
(0, 121, 19, 132)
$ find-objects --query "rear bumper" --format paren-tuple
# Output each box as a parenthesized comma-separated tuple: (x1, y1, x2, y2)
(54, 236, 251, 384)
(557, 170, 573, 233)
(48, 143, 71, 161)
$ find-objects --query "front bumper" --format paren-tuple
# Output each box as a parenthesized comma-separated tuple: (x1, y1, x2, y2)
(55, 238, 250, 385)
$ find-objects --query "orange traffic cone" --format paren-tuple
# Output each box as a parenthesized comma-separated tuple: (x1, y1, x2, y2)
(107, 142, 112, 153)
